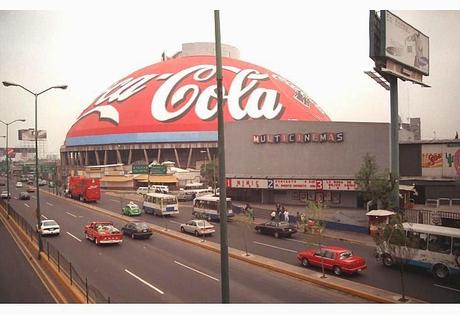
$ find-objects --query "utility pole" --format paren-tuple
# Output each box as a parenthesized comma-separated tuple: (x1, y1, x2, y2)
(214, 9, 230, 303)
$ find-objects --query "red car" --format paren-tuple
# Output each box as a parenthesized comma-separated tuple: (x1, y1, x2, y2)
(297, 246, 367, 276)
(84, 222, 123, 245)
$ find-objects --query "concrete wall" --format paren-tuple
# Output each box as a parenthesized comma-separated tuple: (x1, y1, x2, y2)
(225, 120, 390, 178)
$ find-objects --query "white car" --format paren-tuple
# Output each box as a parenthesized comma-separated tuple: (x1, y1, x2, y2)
(180, 219, 215, 236)
(1, 190, 11, 199)
(16, 182, 23, 188)
(36, 219, 60, 236)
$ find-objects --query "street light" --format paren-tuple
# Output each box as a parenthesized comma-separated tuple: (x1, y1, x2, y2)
(0, 119, 26, 218)
(3, 81, 67, 259)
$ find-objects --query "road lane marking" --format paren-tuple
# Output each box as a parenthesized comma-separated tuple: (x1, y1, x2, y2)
(169, 220, 182, 225)
(109, 199, 119, 202)
(433, 284, 460, 293)
(174, 261, 219, 282)
(66, 232, 82, 242)
(124, 269, 164, 295)
(286, 238, 320, 246)
(24, 203, 30, 208)
(66, 212, 77, 218)
(46, 202, 54, 206)
(41, 215, 48, 219)
(253, 241, 298, 253)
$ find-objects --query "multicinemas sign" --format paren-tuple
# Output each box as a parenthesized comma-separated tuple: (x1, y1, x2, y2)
(65, 56, 330, 146)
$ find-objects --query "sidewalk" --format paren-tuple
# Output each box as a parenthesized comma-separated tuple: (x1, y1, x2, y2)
(236, 202, 375, 247)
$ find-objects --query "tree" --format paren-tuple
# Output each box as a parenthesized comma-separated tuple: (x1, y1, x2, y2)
(373, 214, 416, 302)
(355, 153, 395, 210)
(299, 200, 327, 278)
(200, 159, 218, 189)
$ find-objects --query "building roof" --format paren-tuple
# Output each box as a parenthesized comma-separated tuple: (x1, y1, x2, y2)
(65, 55, 330, 147)
(135, 174, 178, 183)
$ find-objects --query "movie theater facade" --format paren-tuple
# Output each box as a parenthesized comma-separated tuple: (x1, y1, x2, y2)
(224, 120, 390, 208)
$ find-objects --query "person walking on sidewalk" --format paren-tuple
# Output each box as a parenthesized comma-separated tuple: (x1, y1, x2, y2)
(284, 208, 290, 223)
(296, 211, 302, 228)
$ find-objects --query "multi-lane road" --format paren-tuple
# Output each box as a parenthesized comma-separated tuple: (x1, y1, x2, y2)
(5, 182, 460, 303)
(5, 183, 368, 303)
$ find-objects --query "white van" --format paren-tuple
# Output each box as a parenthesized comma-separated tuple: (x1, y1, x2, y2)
(177, 182, 212, 201)
(136, 185, 169, 195)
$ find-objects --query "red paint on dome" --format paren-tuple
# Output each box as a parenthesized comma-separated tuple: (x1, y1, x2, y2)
(66, 56, 330, 142)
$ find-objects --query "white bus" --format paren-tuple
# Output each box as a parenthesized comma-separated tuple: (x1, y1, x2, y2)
(192, 195, 234, 221)
(377, 222, 460, 279)
(177, 182, 212, 201)
(143, 192, 179, 216)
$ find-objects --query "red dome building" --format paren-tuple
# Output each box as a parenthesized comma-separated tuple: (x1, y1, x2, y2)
(61, 43, 330, 170)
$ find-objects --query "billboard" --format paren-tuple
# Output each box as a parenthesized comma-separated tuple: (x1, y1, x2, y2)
(383, 11, 429, 75)
(421, 143, 460, 178)
(18, 129, 47, 141)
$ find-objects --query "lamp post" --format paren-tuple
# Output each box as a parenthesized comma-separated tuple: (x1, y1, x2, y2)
(0, 119, 26, 218)
(200, 150, 207, 186)
(3, 81, 67, 259)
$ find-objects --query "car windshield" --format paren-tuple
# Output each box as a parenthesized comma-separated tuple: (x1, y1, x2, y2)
(43, 221, 57, 226)
(197, 221, 212, 228)
(277, 222, 290, 227)
(339, 251, 353, 259)
(134, 223, 149, 229)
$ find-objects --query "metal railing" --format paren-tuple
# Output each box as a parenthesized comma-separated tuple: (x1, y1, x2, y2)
(0, 198, 110, 303)
(404, 208, 460, 228)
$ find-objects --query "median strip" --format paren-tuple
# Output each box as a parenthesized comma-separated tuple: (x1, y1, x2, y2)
(124, 269, 164, 294)
(253, 241, 298, 253)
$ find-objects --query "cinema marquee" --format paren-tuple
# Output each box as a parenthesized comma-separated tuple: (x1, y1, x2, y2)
(253, 132, 344, 144)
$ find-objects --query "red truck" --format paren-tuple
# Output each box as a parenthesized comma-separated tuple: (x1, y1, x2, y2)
(67, 176, 100, 202)
(84, 222, 123, 245)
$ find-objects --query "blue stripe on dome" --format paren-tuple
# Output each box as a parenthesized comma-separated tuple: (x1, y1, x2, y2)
(65, 131, 218, 146)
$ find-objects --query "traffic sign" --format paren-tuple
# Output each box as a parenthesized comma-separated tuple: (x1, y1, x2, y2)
(132, 164, 148, 174)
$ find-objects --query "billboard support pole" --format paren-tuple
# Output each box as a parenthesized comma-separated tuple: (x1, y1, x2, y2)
(388, 75, 400, 212)
(214, 10, 230, 304)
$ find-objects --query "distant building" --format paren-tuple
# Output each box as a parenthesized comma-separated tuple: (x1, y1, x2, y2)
(399, 117, 421, 141)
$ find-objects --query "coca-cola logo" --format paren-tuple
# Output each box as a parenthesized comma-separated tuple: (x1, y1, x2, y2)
(77, 64, 285, 125)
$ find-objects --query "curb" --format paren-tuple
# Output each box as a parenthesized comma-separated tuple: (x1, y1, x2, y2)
(41, 190, 424, 304)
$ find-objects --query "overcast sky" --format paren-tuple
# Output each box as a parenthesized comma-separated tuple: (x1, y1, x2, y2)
(1, 1, 459, 156)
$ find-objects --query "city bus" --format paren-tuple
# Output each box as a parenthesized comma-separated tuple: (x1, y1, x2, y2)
(143, 192, 179, 216)
(177, 182, 213, 201)
(376, 222, 460, 279)
(192, 195, 234, 221)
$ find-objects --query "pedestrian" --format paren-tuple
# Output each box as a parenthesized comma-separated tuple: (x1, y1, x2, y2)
(276, 203, 281, 212)
(247, 204, 254, 222)
(296, 211, 302, 228)
(270, 210, 276, 221)
(284, 208, 289, 223)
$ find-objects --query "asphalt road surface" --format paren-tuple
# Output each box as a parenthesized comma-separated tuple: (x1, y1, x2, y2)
(0, 216, 54, 303)
(97, 191, 460, 303)
(5, 186, 367, 303)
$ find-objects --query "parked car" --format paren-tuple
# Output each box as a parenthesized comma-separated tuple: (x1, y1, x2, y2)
(121, 201, 142, 216)
(16, 182, 23, 188)
(1, 190, 11, 199)
(297, 246, 367, 276)
(19, 191, 30, 200)
(180, 219, 215, 236)
(26, 185, 36, 193)
(121, 221, 153, 239)
(84, 222, 123, 245)
(255, 221, 297, 238)
(36, 219, 60, 236)
(38, 179, 47, 186)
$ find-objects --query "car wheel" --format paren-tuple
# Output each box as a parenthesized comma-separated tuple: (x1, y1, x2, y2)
(255, 227, 260, 233)
(194, 230, 199, 237)
(433, 264, 449, 279)
(95, 238, 100, 245)
(382, 254, 393, 267)
(274, 231, 280, 238)
(181, 227, 185, 233)
(333, 266, 342, 276)
(301, 258, 309, 267)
